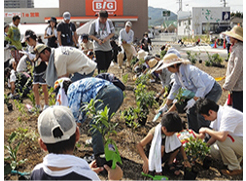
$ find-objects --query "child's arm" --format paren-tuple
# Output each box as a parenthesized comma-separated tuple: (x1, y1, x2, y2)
(180, 145, 191, 168)
(136, 133, 153, 174)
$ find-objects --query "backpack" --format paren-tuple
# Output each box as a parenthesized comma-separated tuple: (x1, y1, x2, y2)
(96, 73, 125, 91)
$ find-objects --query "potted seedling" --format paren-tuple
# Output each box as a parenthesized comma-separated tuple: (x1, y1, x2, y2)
(184, 137, 211, 169)
(82, 99, 122, 169)
(4, 94, 13, 111)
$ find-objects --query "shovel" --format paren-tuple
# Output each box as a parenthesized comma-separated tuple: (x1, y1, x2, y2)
(152, 112, 161, 122)
(141, 172, 168, 180)
(214, 76, 225, 82)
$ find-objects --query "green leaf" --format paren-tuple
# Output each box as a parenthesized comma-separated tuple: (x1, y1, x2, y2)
(4, 162, 12, 175)
(8, 132, 17, 143)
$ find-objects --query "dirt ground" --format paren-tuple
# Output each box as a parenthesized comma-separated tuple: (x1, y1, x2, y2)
(4, 60, 243, 180)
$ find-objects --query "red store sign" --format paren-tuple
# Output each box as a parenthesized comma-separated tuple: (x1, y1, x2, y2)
(86, 0, 123, 16)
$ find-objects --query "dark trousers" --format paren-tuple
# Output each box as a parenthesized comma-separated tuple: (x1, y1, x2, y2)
(232, 91, 243, 112)
(95, 50, 112, 73)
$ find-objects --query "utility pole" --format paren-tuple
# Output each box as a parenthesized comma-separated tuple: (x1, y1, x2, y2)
(221, 0, 227, 7)
(177, 0, 182, 12)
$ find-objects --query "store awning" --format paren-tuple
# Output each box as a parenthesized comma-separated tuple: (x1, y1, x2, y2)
(44, 16, 138, 23)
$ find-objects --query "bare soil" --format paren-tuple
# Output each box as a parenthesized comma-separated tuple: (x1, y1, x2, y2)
(4, 60, 243, 180)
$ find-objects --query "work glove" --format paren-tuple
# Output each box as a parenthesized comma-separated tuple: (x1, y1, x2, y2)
(158, 104, 168, 113)
(184, 98, 196, 111)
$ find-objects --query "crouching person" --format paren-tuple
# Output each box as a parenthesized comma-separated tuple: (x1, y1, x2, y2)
(136, 112, 191, 176)
(53, 77, 124, 168)
(196, 98, 243, 176)
(31, 106, 123, 180)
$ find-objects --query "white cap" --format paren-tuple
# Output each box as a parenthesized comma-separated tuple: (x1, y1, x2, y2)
(125, 21, 132, 27)
(63, 12, 71, 20)
(38, 106, 77, 144)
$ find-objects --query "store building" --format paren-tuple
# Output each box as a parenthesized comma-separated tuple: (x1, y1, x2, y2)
(178, 7, 231, 36)
(4, 0, 34, 8)
(4, 0, 148, 40)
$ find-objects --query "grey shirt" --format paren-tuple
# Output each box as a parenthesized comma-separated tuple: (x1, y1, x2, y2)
(88, 19, 115, 51)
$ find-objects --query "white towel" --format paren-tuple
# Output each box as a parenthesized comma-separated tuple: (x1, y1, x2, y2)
(165, 133, 182, 153)
(149, 123, 182, 173)
(46, 27, 57, 37)
(95, 18, 111, 37)
(149, 123, 162, 173)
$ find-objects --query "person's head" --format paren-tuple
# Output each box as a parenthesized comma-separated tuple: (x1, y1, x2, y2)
(63, 12, 71, 24)
(143, 32, 148, 38)
(24, 30, 37, 46)
(4, 23, 9, 33)
(161, 112, 183, 136)
(9, 58, 17, 70)
(125, 21, 132, 32)
(38, 106, 80, 154)
(99, 10, 108, 24)
(12, 15, 20, 27)
(223, 26, 243, 44)
(196, 98, 219, 121)
(34, 44, 51, 62)
(54, 78, 73, 96)
(4, 67, 11, 78)
(48, 17, 57, 28)
(156, 53, 190, 73)
(81, 34, 89, 43)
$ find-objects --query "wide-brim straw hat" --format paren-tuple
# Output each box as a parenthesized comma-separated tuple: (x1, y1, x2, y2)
(222, 26, 243, 42)
(137, 49, 148, 60)
(156, 53, 191, 71)
(148, 58, 158, 69)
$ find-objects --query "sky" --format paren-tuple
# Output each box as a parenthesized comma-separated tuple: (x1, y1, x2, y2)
(34, 0, 243, 13)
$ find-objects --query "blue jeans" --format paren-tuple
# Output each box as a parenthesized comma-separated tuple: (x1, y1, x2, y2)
(187, 81, 222, 133)
(90, 84, 124, 156)
(70, 70, 94, 83)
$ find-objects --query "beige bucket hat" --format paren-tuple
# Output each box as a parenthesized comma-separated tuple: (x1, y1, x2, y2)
(222, 26, 243, 42)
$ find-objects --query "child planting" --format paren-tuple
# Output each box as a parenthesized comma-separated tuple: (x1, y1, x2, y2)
(136, 112, 191, 176)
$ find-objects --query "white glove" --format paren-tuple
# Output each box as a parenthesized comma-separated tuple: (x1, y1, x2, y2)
(158, 104, 168, 113)
(184, 98, 196, 110)
(28, 53, 36, 61)
(8, 93, 13, 99)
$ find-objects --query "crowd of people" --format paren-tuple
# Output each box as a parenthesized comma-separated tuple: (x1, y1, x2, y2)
(4, 9, 243, 180)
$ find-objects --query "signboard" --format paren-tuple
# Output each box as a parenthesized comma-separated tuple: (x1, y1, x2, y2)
(222, 11, 230, 21)
(86, 0, 123, 16)
(163, 11, 170, 17)
(4, 12, 40, 18)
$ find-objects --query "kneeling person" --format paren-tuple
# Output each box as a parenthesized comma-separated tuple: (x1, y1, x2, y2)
(31, 106, 123, 180)
(137, 112, 191, 176)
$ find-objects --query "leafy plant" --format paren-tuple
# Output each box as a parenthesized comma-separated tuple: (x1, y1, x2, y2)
(82, 99, 118, 144)
(130, 57, 138, 67)
(4, 132, 27, 174)
(212, 53, 223, 65)
(205, 60, 211, 67)
(122, 73, 129, 84)
(4, 94, 10, 105)
(14, 100, 26, 116)
(134, 83, 156, 108)
(173, 87, 186, 104)
(135, 74, 150, 86)
(186, 51, 197, 64)
(184, 137, 210, 162)
(160, 50, 167, 59)
(27, 92, 35, 107)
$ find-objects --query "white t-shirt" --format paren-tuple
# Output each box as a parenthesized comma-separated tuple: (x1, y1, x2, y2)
(54, 47, 97, 77)
(210, 106, 243, 137)
(17, 55, 28, 72)
(10, 69, 16, 83)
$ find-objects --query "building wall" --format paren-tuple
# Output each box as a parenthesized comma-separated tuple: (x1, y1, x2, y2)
(4, 8, 59, 24)
(4, 0, 34, 8)
(59, 0, 148, 39)
(192, 7, 230, 34)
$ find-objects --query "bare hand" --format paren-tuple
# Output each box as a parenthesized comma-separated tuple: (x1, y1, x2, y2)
(142, 160, 149, 174)
(89, 160, 104, 174)
(184, 160, 191, 168)
(104, 164, 123, 181)
(97, 39, 103, 45)
(199, 127, 207, 134)
(103, 37, 108, 43)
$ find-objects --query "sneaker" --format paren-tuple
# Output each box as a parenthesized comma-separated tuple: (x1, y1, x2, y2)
(221, 168, 243, 176)
(43, 105, 49, 111)
(28, 105, 42, 114)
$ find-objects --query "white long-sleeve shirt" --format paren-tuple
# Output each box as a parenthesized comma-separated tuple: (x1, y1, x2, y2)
(118, 28, 134, 45)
